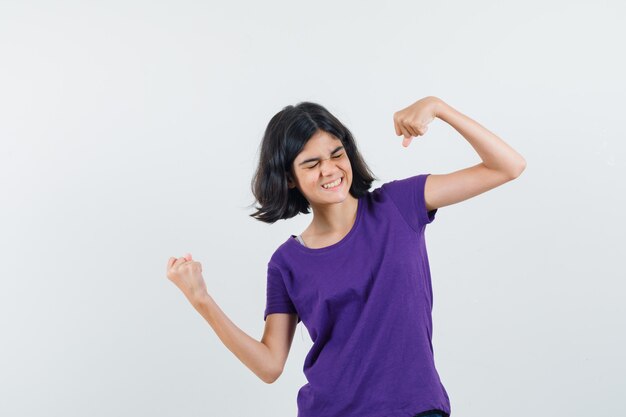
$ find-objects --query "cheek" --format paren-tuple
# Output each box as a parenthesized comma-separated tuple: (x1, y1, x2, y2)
(306, 175, 320, 188)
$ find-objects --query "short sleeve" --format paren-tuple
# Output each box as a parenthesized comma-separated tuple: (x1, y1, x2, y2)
(264, 264, 301, 323)
(380, 173, 438, 233)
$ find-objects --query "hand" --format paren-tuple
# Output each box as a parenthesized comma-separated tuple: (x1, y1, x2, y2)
(166, 253, 209, 304)
(393, 96, 441, 147)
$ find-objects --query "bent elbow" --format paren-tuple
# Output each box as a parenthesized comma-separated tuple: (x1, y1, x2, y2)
(508, 158, 527, 180)
(518, 157, 527, 173)
(262, 366, 283, 384)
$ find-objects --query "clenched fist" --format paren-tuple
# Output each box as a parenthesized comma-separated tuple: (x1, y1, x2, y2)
(393, 96, 441, 148)
(166, 253, 209, 305)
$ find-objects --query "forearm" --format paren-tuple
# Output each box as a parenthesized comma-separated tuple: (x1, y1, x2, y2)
(435, 99, 526, 177)
(191, 294, 278, 384)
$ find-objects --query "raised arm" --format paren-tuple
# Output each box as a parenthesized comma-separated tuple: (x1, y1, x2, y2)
(193, 295, 298, 383)
(393, 96, 526, 211)
(425, 99, 526, 210)
(166, 255, 297, 384)
(261, 312, 299, 381)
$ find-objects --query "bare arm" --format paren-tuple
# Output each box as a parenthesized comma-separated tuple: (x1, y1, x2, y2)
(435, 98, 526, 177)
(419, 99, 526, 211)
(191, 294, 298, 384)
(393, 97, 526, 211)
(261, 312, 299, 380)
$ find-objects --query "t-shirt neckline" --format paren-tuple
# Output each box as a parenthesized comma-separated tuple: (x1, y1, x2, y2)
(289, 196, 364, 254)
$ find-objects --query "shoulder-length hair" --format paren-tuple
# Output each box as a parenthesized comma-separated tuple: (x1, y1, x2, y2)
(249, 101, 378, 224)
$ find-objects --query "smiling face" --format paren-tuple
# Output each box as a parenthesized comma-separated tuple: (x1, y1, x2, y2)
(287, 130, 353, 207)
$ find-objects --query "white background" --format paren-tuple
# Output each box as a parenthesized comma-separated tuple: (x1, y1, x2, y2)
(1, 1, 624, 416)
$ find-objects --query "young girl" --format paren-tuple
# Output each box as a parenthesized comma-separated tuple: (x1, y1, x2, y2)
(166, 96, 526, 417)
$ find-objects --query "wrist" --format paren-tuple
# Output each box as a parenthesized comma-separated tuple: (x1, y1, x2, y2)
(434, 98, 451, 120)
(190, 292, 212, 309)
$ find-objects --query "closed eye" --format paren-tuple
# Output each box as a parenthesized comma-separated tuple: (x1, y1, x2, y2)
(306, 154, 344, 169)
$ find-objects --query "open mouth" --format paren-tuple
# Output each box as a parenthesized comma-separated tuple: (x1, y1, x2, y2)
(321, 177, 343, 190)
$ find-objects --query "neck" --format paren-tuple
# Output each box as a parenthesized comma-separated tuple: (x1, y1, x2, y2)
(308, 194, 359, 235)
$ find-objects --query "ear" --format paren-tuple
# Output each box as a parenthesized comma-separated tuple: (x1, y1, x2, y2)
(286, 172, 296, 188)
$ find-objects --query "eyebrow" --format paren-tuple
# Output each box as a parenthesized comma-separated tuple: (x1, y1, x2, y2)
(298, 146, 345, 166)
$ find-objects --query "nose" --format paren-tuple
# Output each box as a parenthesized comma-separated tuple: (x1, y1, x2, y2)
(319, 157, 341, 176)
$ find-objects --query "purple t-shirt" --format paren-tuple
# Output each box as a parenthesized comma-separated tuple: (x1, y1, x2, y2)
(264, 173, 451, 417)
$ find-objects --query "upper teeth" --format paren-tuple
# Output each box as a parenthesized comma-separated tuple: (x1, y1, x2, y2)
(323, 178, 341, 188)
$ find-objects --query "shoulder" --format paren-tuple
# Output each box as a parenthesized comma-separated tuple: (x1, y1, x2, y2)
(267, 237, 298, 271)
(379, 174, 429, 194)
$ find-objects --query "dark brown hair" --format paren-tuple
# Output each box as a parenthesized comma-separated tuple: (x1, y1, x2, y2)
(249, 101, 378, 224)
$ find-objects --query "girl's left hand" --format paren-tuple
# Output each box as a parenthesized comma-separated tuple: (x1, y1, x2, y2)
(393, 96, 442, 147)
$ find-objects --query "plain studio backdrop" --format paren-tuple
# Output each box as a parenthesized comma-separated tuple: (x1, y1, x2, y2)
(1, 1, 624, 416)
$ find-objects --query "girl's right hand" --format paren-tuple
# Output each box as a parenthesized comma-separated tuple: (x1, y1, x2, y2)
(166, 253, 209, 304)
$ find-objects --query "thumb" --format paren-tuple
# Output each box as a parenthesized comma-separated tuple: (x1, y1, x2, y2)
(184, 253, 193, 261)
